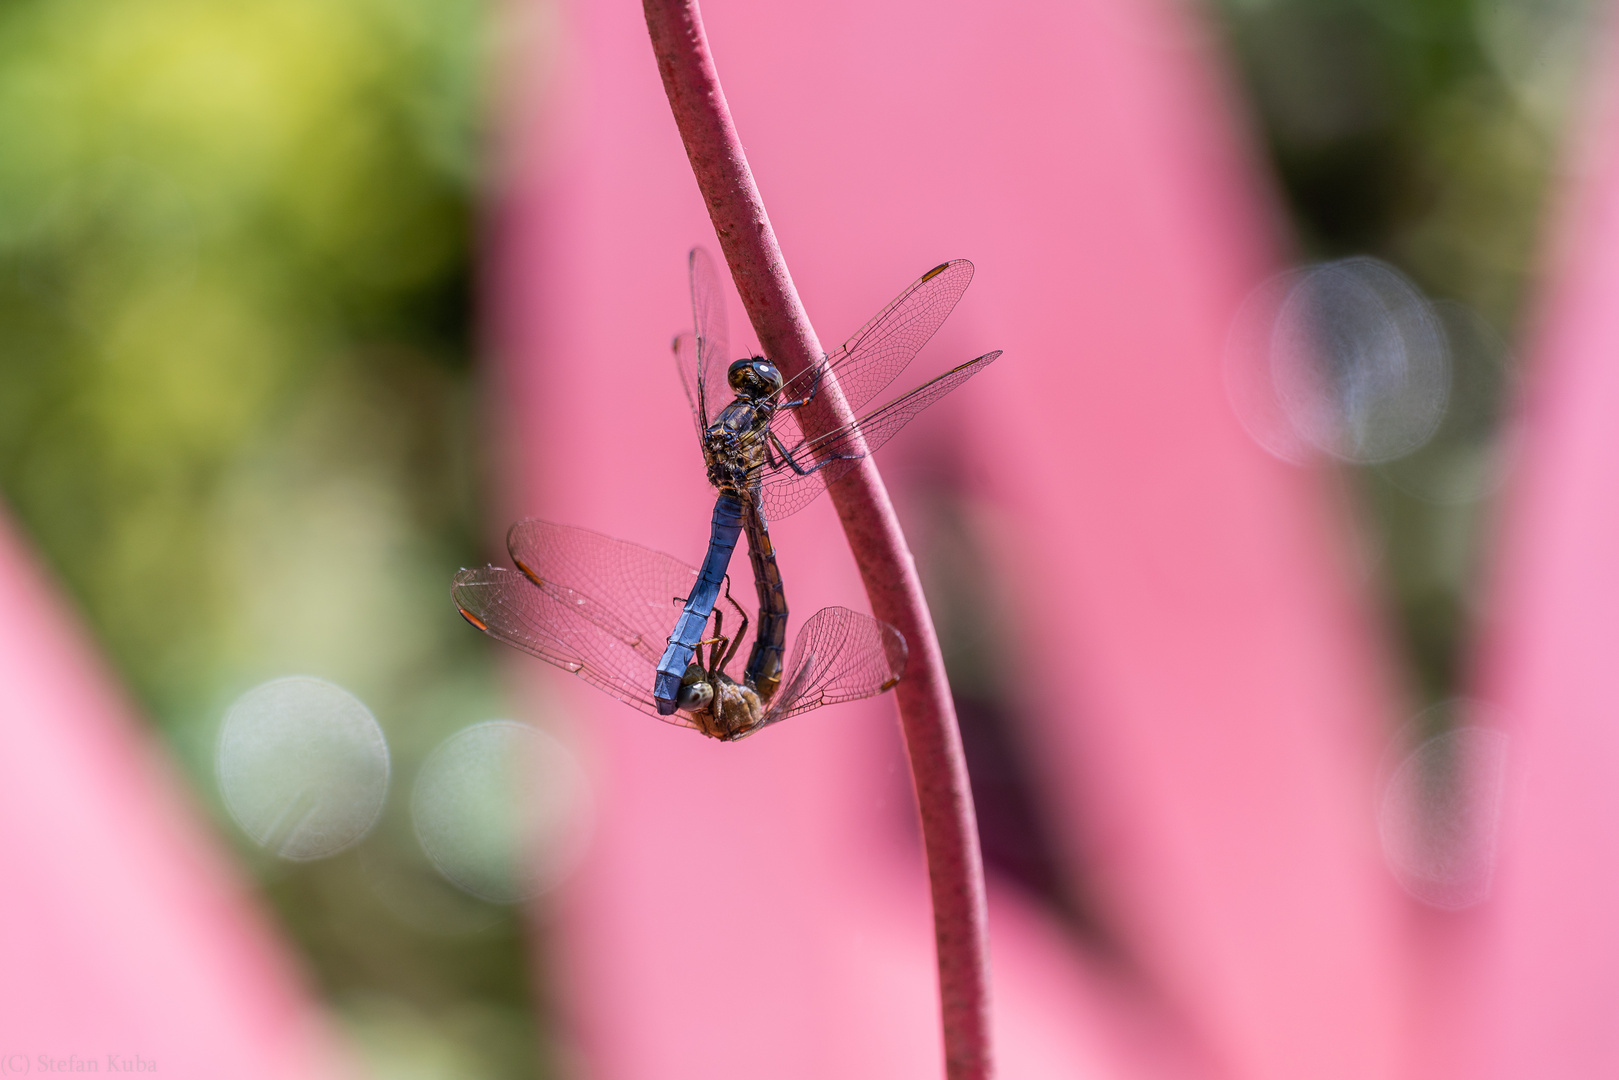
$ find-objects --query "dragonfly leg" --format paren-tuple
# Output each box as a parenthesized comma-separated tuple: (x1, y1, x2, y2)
(776, 367, 821, 411)
(799, 450, 862, 476)
(717, 582, 749, 673)
(702, 602, 729, 673)
(765, 430, 818, 475)
(767, 428, 863, 477)
(762, 430, 797, 472)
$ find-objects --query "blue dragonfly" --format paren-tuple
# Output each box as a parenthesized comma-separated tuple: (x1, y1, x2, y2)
(453, 521, 906, 740)
(653, 248, 1002, 715)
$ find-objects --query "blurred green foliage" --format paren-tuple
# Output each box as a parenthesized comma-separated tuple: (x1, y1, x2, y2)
(0, 0, 481, 726)
(1215, 0, 1597, 706)
(0, 0, 546, 1075)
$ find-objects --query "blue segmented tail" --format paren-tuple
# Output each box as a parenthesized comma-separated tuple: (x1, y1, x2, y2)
(654, 494, 744, 714)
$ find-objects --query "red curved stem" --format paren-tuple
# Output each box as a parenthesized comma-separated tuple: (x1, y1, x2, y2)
(641, 1, 994, 1076)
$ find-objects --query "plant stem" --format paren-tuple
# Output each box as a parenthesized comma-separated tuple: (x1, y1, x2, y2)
(641, 1, 994, 1076)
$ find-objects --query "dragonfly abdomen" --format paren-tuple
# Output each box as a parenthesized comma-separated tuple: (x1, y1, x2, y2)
(653, 494, 745, 714)
(741, 501, 787, 700)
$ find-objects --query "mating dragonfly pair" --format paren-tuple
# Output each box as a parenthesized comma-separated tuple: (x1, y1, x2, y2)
(453, 249, 1001, 740)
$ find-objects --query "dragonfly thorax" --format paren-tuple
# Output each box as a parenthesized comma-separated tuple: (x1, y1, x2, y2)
(704, 394, 774, 495)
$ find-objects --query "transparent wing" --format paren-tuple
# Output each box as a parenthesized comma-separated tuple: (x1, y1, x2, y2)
(451, 521, 704, 728)
(506, 517, 757, 675)
(673, 332, 704, 438)
(453, 566, 676, 724)
(752, 606, 907, 731)
(772, 259, 975, 424)
(506, 520, 701, 647)
(756, 349, 1003, 520)
(689, 246, 731, 431)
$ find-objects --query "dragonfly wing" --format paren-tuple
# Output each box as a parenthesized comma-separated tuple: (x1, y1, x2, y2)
(773, 259, 975, 418)
(750, 606, 907, 731)
(453, 565, 682, 723)
(757, 350, 1003, 520)
(690, 246, 731, 429)
(673, 332, 705, 438)
(456, 521, 713, 727)
(506, 520, 700, 652)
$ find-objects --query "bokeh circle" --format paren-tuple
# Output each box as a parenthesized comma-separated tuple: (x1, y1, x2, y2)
(216, 675, 391, 860)
(411, 720, 591, 904)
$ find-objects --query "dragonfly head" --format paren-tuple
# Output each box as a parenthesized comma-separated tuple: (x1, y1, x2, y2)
(727, 356, 783, 400)
(675, 664, 714, 713)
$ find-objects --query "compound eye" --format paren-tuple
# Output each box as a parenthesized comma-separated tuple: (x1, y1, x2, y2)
(676, 681, 713, 712)
(754, 363, 784, 394)
(676, 664, 714, 712)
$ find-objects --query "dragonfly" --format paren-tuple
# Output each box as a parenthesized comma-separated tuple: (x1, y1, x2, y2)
(453, 521, 907, 740)
(652, 247, 1002, 715)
